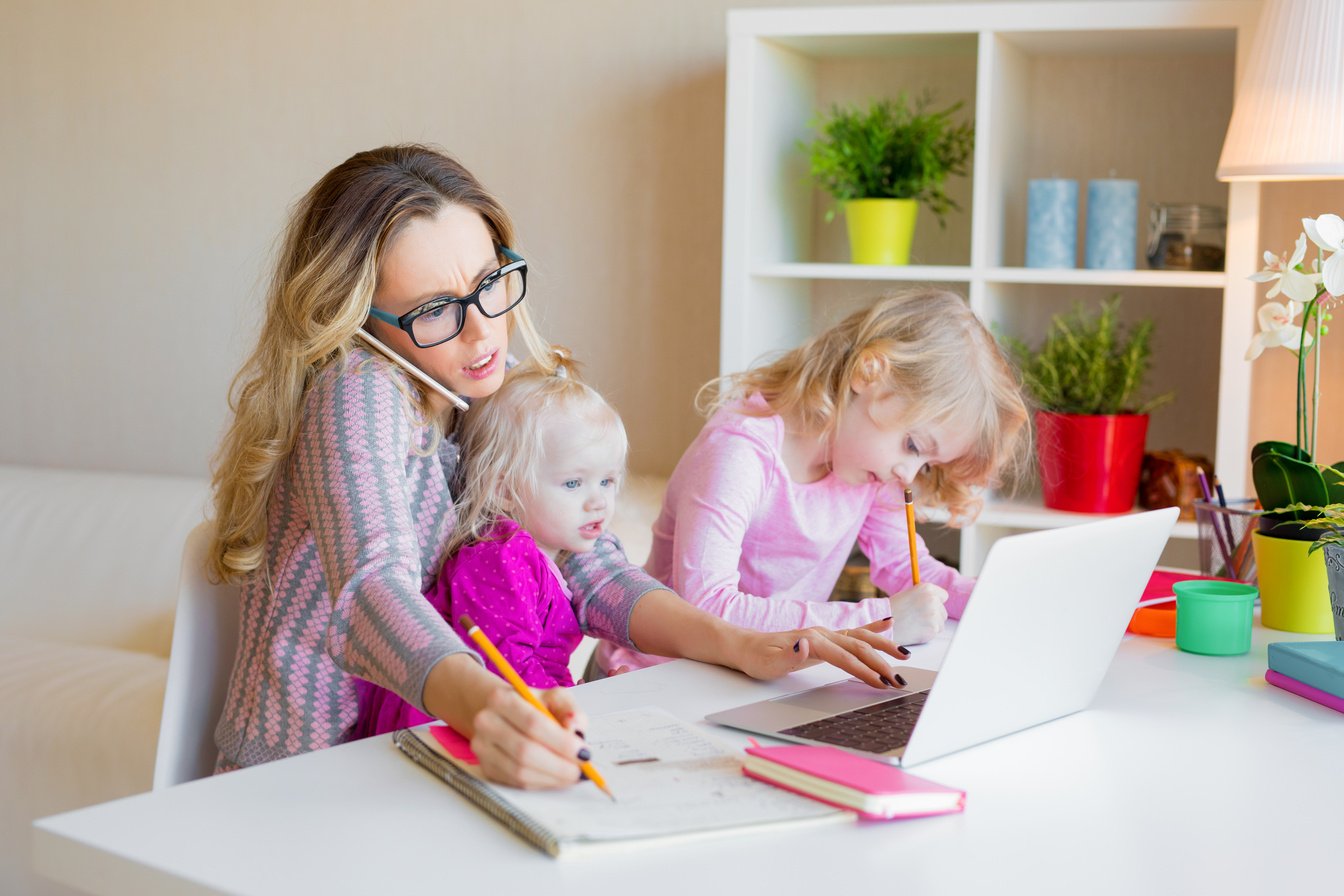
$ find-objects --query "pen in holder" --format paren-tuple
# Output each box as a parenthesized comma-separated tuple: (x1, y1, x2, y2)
(1193, 499, 1258, 584)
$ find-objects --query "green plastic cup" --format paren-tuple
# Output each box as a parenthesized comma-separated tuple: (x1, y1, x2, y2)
(1174, 580, 1258, 656)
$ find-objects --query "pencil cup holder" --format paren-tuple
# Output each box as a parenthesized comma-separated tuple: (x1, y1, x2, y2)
(1193, 499, 1258, 584)
(1174, 580, 1257, 656)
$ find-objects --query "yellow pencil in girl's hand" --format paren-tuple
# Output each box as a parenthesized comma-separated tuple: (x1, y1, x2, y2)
(458, 614, 616, 801)
(904, 488, 921, 585)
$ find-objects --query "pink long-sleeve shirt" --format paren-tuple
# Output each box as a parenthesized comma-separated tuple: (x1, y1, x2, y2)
(597, 396, 973, 674)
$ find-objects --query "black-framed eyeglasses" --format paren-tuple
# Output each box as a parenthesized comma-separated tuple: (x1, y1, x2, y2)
(367, 246, 527, 348)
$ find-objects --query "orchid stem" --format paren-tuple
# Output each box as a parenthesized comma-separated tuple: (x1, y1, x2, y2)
(1297, 298, 1308, 454)
(1311, 292, 1323, 460)
(1295, 291, 1324, 462)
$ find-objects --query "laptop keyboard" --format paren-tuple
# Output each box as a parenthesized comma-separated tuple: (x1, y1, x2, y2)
(779, 691, 927, 754)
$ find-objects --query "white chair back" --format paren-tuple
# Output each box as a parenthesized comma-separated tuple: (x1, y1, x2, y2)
(152, 520, 240, 789)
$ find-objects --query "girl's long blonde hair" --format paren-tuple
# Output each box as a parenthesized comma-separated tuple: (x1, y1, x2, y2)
(450, 347, 627, 554)
(209, 144, 549, 583)
(701, 288, 1029, 523)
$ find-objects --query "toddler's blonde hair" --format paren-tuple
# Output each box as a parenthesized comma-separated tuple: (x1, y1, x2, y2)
(701, 288, 1028, 523)
(451, 347, 628, 553)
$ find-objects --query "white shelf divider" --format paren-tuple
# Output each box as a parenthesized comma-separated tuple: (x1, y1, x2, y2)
(978, 499, 1200, 540)
(753, 262, 973, 281)
(982, 268, 1228, 289)
(752, 263, 1227, 289)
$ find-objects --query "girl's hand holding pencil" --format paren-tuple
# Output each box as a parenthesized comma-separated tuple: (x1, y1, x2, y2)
(887, 583, 950, 646)
(889, 487, 949, 646)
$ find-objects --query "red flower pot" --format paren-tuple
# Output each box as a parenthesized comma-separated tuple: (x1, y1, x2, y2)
(1036, 411, 1150, 513)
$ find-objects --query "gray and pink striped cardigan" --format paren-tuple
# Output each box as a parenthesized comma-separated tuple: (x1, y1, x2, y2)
(214, 346, 659, 770)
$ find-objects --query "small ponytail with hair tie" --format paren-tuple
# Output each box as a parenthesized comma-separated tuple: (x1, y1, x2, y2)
(548, 344, 580, 381)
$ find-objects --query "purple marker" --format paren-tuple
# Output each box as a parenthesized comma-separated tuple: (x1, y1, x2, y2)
(1197, 469, 1234, 576)
(1213, 476, 1239, 575)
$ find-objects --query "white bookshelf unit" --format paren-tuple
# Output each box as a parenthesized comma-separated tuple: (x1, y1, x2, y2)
(720, 1, 1262, 574)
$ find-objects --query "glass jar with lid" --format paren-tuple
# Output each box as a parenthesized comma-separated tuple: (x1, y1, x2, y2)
(1146, 203, 1226, 271)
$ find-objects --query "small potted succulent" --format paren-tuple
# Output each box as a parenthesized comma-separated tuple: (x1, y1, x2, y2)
(1003, 295, 1172, 513)
(800, 92, 973, 265)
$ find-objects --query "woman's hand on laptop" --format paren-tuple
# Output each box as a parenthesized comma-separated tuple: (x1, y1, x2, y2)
(887, 582, 949, 646)
(733, 619, 909, 688)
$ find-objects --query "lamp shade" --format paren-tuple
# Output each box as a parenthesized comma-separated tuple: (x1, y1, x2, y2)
(1216, 0, 1344, 181)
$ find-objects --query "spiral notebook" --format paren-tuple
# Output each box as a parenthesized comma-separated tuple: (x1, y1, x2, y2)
(392, 706, 847, 857)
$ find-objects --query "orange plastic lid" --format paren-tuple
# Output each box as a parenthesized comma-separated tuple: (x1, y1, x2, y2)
(1128, 602, 1177, 638)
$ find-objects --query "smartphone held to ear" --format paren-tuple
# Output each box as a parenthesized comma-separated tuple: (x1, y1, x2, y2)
(353, 329, 470, 411)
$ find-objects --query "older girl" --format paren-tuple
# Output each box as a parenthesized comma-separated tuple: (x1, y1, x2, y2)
(597, 289, 1029, 676)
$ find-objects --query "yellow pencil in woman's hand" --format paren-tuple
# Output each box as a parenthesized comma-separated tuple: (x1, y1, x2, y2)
(458, 614, 616, 801)
(904, 488, 921, 585)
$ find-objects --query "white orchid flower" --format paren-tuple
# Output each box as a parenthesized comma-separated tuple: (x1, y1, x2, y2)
(1245, 299, 1313, 360)
(1302, 213, 1344, 296)
(1248, 232, 1320, 303)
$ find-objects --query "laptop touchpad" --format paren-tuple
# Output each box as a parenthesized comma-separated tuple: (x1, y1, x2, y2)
(773, 678, 900, 713)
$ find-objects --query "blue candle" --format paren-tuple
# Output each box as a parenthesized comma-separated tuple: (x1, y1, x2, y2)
(1085, 179, 1139, 269)
(1025, 179, 1078, 268)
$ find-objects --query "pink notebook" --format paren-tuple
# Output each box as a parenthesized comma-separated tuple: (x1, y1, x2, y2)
(743, 743, 965, 821)
(1266, 669, 1344, 714)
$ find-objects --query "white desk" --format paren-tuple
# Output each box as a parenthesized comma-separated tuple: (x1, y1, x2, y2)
(34, 619, 1344, 896)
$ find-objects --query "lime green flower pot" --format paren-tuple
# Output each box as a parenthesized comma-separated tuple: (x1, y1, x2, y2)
(844, 199, 917, 265)
(1252, 530, 1333, 633)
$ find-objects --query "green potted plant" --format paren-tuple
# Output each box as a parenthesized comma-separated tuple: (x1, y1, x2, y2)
(801, 92, 973, 265)
(1242, 214, 1344, 633)
(1002, 295, 1172, 513)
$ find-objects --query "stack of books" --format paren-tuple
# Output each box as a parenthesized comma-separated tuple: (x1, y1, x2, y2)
(1266, 641, 1344, 713)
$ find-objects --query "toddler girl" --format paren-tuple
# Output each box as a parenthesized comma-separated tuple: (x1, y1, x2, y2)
(355, 350, 629, 736)
(597, 289, 1029, 676)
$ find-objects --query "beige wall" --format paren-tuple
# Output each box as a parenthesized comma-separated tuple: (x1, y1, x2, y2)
(0, 0, 835, 478)
(1, 0, 1336, 482)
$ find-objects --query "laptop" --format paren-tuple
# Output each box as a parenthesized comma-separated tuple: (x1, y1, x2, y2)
(706, 507, 1178, 766)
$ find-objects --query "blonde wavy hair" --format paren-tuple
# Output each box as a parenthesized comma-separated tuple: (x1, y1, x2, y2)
(701, 288, 1029, 524)
(209, 144, 550, 583)
(450, 347, 627, 555)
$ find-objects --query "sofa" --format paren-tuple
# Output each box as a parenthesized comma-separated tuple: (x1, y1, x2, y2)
(0, 463, 664, 895)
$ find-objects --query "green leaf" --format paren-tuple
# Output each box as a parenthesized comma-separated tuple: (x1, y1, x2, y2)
(1251, 440, 1310, 463)
(1252, 450, 1334, 516)
(799, 92, 974, 227)
(1000, 295, 1165, 415)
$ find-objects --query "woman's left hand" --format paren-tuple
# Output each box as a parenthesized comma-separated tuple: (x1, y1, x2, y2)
(734, 618, 906, 688)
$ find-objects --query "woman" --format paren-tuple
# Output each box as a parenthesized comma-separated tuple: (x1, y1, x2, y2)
(209, 144, 900, 788)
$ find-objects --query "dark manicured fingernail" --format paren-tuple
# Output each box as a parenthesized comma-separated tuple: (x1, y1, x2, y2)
(577, 747, 592, 762)
(576, 729, 586, 741)
(881, 616, 892, 622)
(792, 640, 801, 653)
(879, 675, 893, 687)
(896, 645, 911, 658)
(893, 673, 907, 687)
(579, 769, 589, 782)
